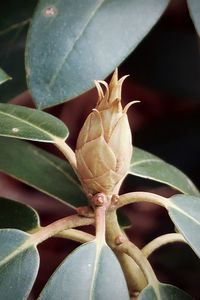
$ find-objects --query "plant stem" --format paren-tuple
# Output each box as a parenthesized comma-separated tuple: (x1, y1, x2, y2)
(105, 208, 147, 293)
(54, 139, 77, 173)
(91, 193, 110, 244)
(55, 228, 94, 243)
(116, 240, 160, 297)
(95, 206, 106, 243)
(117, 192, 170, 209)
(30, 214, 94, 245)
(142, 233, 186, 258)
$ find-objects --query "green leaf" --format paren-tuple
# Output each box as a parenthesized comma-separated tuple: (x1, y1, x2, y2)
(0, 198, 40, 231)
(26, 0, 170, 108)
(38, 241, 129, 300)
(138, 283, 192, 300)
(0, 103, 68, 142)
(0, 137, 87, 208)
(168, 194, 200, 259)
(129, 147, 199, 196)
(187, 0, 200, 36)
(0, 0, 37, 102)
(0, 68, 11, 85)
(0, 229, 39, 300)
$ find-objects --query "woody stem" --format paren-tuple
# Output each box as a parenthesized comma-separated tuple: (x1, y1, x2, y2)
(105, 208, 147, 294)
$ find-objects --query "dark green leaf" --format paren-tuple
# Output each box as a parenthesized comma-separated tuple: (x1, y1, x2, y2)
(0, 229, 39, 300)
(187, 0, 200, 36)
(38, 241, 129, 300)
(26, 0, 170, 108)
(0, 198, 40, 231)
(129, 147, 199, 196)
(0, 103, 68, 142)
(0, 68, 11, 85)
(0, 137, 87, 208)
(0, 0, 37, 102)
(168, 194, 200, 258)
(138, 283, 192, 300)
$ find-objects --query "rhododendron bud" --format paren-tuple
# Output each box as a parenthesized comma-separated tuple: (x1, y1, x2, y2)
(75, 69, 138, 195)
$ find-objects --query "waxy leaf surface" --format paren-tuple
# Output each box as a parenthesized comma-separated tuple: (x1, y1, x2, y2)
(26, 0, 170, 108)
(187, 0, 200, 36)
(0, 229, 39, 300)
(138, 283, 192, 300)
(0, 103, 68, 142)
(38, 241, 129, 300)
(130, 147, 199, 196)
(0, 68, 11, 85)
(168, 194, 200, 258)
(0, 198, 40, 231)
(0, 137, 87, 208)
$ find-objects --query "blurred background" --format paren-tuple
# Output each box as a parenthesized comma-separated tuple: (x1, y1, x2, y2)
(0, 0, 200, 299)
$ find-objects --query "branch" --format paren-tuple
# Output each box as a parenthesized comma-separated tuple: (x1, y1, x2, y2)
(106, 209, 147, 293)
(56, 228, 94, 243)
(116, 239, 160, 297)
(30, 214, 94, 245)
(91, 193, 110, 243)
(116, 192, 170, 210)
(142, 233, 186, 258)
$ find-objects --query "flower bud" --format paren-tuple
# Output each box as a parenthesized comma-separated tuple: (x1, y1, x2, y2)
(75, 69, 137, 195)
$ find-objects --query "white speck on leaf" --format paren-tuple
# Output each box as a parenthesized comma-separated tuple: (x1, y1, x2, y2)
(12, 128, 19, 133)
(43, 6, 57, 17)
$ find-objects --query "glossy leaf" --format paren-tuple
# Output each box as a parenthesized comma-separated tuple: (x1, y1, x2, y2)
(129, 147, 199, 196)
(0, 103, 68, 142)
(0, 0, 37, 102)
(38, 241, 129, 300)
(187, 0, 200, 36)
(0, 137, 87, 208)
(0, 229, 39, 300)
(0, 198, 40, 231)
(138, 283, 192, 300)
(0, 68, 11, 85)
(26, 0, 170, 108)
(168, 194, 200, 258)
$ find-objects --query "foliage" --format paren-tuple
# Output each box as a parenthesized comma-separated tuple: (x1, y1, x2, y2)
(0, 1, 200, 299)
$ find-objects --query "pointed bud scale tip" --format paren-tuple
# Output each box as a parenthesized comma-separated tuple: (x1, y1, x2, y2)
(76, 70, 138, 196)
(123, 100, 140, 113)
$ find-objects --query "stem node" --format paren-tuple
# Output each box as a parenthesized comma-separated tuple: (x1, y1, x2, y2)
(115, 235, 127, 245)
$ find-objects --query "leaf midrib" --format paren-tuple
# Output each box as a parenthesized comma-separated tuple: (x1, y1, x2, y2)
(48, 0, 106, 88)
(169, 202, 200, 226)
(0, 109, 64, 142)
(131, 158, 160, 167)
(130, 158, 199, 195)
(0, 19, 30, 37)
(89, 241, 104, 300)
(0, 235, 32, 268)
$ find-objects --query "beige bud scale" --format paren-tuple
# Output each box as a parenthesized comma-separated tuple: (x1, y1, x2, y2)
(75, 69, 138, 196)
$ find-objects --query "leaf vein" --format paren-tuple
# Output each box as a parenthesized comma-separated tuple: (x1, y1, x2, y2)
(0, 19, 30, 37)
(0, 109, 63, 142)
(48, 0, 106, 88)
